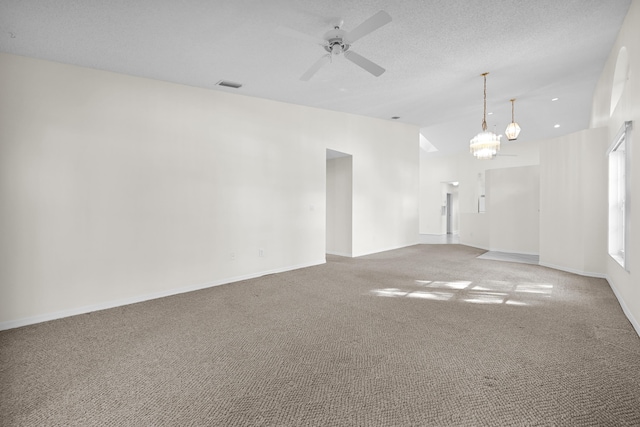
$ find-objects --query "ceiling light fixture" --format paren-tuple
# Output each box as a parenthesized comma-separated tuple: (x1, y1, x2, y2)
(505, 98, 521, 141)
(470, 72, 501, 160)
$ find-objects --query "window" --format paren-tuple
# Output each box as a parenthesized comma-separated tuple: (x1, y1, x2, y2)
(608, 121, 632, 270)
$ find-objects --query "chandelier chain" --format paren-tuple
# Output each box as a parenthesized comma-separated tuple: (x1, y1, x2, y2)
(481, 73, 488, 131)
(470, 72, 501, 159)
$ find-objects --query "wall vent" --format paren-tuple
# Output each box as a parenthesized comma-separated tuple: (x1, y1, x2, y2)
(216, 80, 243, 89)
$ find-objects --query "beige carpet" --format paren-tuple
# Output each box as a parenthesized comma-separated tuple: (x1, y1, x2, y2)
(1, 244, 639, 426)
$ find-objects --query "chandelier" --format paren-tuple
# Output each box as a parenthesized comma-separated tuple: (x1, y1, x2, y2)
(505, 98, 521, 140)
(470, 72, 501, 159)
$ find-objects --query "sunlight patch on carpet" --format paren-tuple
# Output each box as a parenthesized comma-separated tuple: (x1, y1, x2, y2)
(368, 279, 555, 306)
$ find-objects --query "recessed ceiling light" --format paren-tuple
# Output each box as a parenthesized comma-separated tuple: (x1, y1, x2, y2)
(488, 112, 493, 115)
(391, 116, 400, 120)
(554, 124, 560, 128)
(552, 97, 559, 101)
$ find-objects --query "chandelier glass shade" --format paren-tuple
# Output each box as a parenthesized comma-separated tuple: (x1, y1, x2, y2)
(470, 131, 502, 160)
(505, 98, 521, 140)
(470, 73, 501, 159)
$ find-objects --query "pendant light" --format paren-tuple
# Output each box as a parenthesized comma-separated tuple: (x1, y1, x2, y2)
(470, 73, 501, 159)
(505, 98, 521, 141)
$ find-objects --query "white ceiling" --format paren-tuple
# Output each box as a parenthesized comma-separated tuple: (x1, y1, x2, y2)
(0, 0, 632, 154)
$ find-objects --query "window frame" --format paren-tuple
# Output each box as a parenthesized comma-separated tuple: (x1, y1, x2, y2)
(607, 121, 632, 271)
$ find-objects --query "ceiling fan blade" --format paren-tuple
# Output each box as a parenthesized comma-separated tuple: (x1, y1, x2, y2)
(300, 54, 331, 81)
(275, 26, 327, 46)
(344, 51, 385, 77)
(344, 10, 392, 44)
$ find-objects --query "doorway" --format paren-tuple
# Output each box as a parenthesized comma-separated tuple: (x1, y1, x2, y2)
(326, 149, 352, 257)
(441, 181, 459, 236)
(446, 193, 453, 234)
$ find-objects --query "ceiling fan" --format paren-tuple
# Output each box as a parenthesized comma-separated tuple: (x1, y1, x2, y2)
(276, 10, 392, 81)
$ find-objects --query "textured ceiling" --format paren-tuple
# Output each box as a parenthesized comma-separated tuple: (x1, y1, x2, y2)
(0, 0, 632, 154)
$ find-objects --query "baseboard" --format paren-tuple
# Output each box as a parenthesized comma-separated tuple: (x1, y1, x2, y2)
(606, 276, 640, 338)
(488, 248, 540, 256)
(538, 261, 606, 279)
(352, 242, 419, 258)
(326, 251, 352, 257)
(0, 259, 326, 331)
(458, 242, 490, 251)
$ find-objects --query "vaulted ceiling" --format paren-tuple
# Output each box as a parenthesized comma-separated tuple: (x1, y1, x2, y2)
(0, 0, 632, 154)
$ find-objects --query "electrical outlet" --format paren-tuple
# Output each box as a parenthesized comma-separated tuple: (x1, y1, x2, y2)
(258, 248, 265, 257)
(230, 252, 236, 261)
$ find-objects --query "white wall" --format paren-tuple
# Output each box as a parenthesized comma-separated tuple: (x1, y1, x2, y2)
(420, 140, 540, 249)
(590, 0, 640, 334)
(350, 126, 419, 256)
(538, 128, 609, 276)
(487, 165, 540, 254)
(0, 53, 419, 328)
(326, 155, 352, 256)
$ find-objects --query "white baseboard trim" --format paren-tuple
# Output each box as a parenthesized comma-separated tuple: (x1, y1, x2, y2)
(538, 261, 606, 279)
(458, 242, 490, 251)
(352, 242, 419, 258)
(606, 276, 640, 338)
(488, 248, 540, 256)
(326, 251, 352, 257)
(0, 259, 326, 331)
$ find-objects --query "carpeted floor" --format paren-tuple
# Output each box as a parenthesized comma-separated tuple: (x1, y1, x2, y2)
(1, 244, 639, 426)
